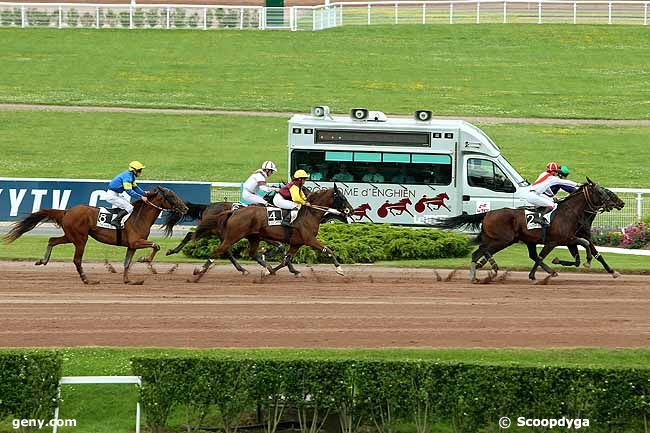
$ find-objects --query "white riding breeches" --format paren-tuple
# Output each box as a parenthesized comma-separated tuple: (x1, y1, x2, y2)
(526, 191, 556, 210)
(104, 190, 134, 213)
(273, 194, 300, 210)
(242, 190, 268, 206)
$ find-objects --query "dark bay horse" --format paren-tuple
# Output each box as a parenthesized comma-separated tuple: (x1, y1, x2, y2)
(552, 187, 624, 277)
(4, 187, 188, 285)
(189, 185, 354, 282)
(433, 179, 618, 282)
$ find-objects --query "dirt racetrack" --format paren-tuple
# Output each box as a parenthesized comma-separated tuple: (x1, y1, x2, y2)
(0, 260, 648, 348)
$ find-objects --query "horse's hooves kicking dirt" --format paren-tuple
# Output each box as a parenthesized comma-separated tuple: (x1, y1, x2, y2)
(444, 270, 458, 282)
(613, 271, 621, 279)
(433, 270, 442, 282)
(241, 270, 250, 276)
(127, 280, 145, 286)
(166, 264, 179, 274)
(34, 260, 44, 266)
(496, 271, 511, 282)
(335, 266, 345, 276)
(535, 275, 553, 285)
(193, 267, 202, 275)
(104, 260, 117, 274)
(147, 265, 158, 275)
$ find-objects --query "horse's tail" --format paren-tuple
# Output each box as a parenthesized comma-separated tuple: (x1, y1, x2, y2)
(4, 209, 65, 243)
(431, 212, 487, 232)
(161, 202, 209, 237)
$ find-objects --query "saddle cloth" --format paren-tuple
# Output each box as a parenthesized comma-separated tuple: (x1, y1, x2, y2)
(96, 207, 131, 230)
(524, 208, 555, 230)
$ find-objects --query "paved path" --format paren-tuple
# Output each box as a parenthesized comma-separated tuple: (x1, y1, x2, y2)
(3, 103, 650, 126)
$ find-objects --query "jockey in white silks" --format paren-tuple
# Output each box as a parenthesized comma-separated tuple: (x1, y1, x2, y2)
(241, 161, 278, 206)
(526, 162, 579, 226)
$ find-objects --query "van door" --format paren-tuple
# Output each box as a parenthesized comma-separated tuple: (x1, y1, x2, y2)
(462, 156, 516, 214)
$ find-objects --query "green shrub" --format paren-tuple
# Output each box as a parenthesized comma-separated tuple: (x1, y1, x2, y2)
(0, 351, 62, 423)
(132, 356, 650, 433)
(182, 224, 471, 264)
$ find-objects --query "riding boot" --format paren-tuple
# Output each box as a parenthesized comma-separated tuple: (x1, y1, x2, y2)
(540, 223, 549, 244)
(281, 210, 298, 227)
(111, 209, 129, 229)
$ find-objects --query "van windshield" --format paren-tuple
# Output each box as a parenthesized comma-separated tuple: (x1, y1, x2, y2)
(291, 150, 452, 185)
(497, 156, 528, 186)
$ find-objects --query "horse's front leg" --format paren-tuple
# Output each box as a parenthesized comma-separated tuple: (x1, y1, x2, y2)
(574, 237, 592, 269)
(136, 239, 161, 274)
(303, 238, 344, 276)
(166, 231, 193, 256)
(269, 245, 299, 276)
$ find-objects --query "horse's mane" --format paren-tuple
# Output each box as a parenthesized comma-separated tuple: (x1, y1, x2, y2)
(556, 182, 588, 206)
(306, 188, 332, 204)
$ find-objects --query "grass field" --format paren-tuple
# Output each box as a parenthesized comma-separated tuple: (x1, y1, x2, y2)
(1, 347, 648, 433)
(3, 234, 650, 272)
(2, 110, 649, 185)
(2, 26, 650, 119)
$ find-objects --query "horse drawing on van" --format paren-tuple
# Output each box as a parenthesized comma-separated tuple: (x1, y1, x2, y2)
(377, 198, 413, 218)
(415, 193, 451, 213)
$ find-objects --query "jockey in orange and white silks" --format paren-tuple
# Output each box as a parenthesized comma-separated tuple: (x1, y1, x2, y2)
(526, 162, 579, 213)
(242, 161, 278, 206)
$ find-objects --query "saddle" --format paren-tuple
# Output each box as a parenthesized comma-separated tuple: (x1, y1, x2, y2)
(96, 207, 130, 230)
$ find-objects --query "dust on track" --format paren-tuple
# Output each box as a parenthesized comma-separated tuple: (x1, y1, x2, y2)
(0, 260, 648, 348)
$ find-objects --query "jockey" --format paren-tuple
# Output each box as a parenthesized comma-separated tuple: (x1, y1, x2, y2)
(526, 162, 578, 229)
(105, 161, 148, 229)
(273, 169, 312, 226)
(242, 161, 278, 206)
(549, 165, 576, 195)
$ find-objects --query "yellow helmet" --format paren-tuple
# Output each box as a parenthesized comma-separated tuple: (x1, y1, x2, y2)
(129, 161, 146, 171)
(293, 169, 310, 179)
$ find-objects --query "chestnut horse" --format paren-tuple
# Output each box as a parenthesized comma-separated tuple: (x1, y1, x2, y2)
(4, 187, 188, 285)
(189, 185, 354, 282)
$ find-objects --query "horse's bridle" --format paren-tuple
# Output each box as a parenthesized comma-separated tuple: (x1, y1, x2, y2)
(147, 188, 185, 214)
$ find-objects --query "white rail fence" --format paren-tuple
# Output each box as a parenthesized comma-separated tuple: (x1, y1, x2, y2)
(0, 0, 648, 30)
(212, 182, 650, 229)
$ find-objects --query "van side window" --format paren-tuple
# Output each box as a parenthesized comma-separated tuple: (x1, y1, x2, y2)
(467, 159, 515, 193)
(291, 150, 452, 186)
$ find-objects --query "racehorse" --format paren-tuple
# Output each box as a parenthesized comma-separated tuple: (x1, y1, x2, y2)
(4, 187, 188, 285)
(188, 185, 354, 282)
(432, 179, 619, 282)
(551, 187, 625, 277)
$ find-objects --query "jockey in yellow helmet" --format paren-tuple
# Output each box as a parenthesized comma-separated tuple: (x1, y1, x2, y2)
(104, 161, 149, 229)
(273, 169, 312, 226)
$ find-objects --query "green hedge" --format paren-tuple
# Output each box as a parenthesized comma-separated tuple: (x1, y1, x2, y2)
(132, 357, 650, 433)
(182, 224, 472, 264)
(0, 351, 62, 423)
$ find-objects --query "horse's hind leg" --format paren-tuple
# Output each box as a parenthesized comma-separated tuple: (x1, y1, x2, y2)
(248, 236, 274, 275)
(166, 232, 193, 256)
(190, 237, 237, 283)
(227, 250, 249, 275)
(552, 244, 580, 267)
(72, 236, 98, 285)
(529, 244, 557, 281)
(123, 248, 142, 285)
(35, 235, 69, 266)
(270, 245, 300, 276)
(137, 242, 161, 274)
(469, 246, 487, 282)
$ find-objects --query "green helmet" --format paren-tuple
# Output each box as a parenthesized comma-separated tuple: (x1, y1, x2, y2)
(559, 165, 570, 176)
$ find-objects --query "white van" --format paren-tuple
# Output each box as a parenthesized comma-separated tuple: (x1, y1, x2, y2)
(287, 107, 530, 225)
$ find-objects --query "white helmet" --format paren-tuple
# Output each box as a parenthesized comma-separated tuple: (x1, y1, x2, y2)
(262, 161, 277, 172)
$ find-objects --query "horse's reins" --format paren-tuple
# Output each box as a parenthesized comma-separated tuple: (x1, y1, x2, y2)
(308, 204, 344, 216)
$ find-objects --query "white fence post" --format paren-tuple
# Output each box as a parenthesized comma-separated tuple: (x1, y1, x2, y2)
(166, 6, 170, 28)
(503, 0, 507, 23)
(260, 7, 266, 30)
(422, 2, 426, 24)
(573, 1, 577, 23)
(449, 2, 453, 23)
(203, 7, 207, 29)
(395, 2, 398, 24)
(637, 193, 643, 220)
(239, 7, 244, 29)
(129, 5, 133, 28)
(21, 5, 25, 28)
(367, 3, 371, 24)
(645, 2, 648, 25)
(608, 2, 612, 24)
(538, 1, 541, 23)
(476, 0, 480, 23)
(58, 5, 62, 28)
(96, 6, 99, 28)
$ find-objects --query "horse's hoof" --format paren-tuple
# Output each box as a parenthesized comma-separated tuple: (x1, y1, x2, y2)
(261, 269, 271, 277)
(193, 267, 202, 275)
(84, 280, 100, 285)
(335, 266, 345, 276)
(612, 271, 621, 279)
(127, 280, 145, 285)
(34, 260, 43, 266)
(165, 249, 174, 256)
(471, 278, 479, 284)
(294, 272, 302, 278)
(137, 256, 147, 263)
(551, 257, 560, 264)
(529, 275, 536, 281)
(584, 262, 591, 270)
(147, 266, 158, 275)
(241, 269, 250, 276)
(166, 264, 179, 274)
(551, 272, 559, 278)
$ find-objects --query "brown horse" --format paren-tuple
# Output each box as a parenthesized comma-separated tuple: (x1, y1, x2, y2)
(4, 187, 188, 285)
(433, 179, 619, 282)
(189, 185, 354, 282)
